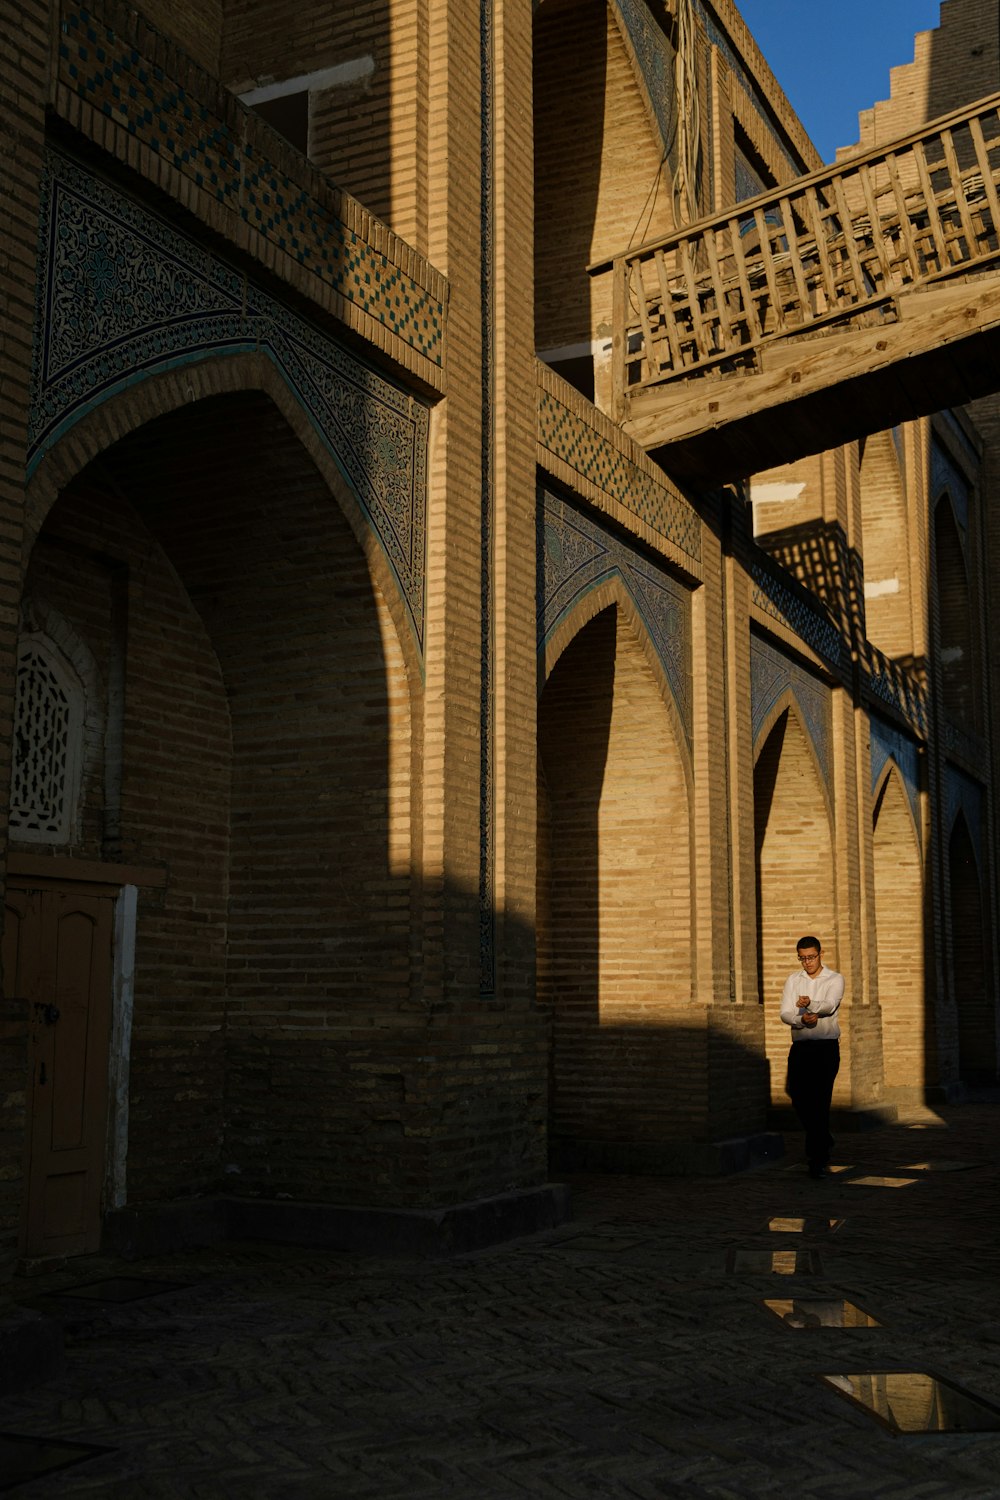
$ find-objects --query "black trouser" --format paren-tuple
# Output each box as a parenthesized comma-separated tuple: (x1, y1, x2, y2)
(786, 1039, 840, 1170)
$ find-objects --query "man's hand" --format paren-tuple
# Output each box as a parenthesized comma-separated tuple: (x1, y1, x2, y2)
(795, 996, 811, 1009)
(800, 1012, 819, 1027)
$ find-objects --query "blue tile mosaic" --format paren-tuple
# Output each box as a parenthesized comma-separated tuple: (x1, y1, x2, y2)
(945, 765, 985, 857)
(58, 3, 444, 366)
(750, 562, 842, 668)
(539, 487, 692, 740)
(932, 438, 972, 535)
(869, 715, 921, 829)
(30, 149, 429, 651)
(751, 634, 832, 787)
(537, 389, 701, 564)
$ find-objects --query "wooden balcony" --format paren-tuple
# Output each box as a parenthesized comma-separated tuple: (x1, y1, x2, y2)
(597, 93, 1000, 484)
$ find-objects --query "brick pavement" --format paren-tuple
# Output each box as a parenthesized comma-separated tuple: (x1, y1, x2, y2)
(2, 1102, 1000, 1497)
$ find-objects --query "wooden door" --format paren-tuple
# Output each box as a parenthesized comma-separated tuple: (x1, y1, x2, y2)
(5, 883, 115, 1258)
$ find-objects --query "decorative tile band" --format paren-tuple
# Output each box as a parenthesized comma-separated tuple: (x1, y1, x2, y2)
(869, 715, 921, 830)
(538, 388, 702, 564)
(57, 2, 445, 367)
(539, 487, 692, 739)
(751, 633, 832, 788)
(608, 0, 679, 178)
(750, 562, 842, 668)
(932, 437, 971, 534)
(31, 149, 429, 651)
(861, 643, 927, 735)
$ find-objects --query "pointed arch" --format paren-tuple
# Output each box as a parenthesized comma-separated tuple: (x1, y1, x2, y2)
(25, 354, 424, 692)
(541, 570, 693, 794)
(753, 687, 833, 832)
(872, 764, 925, 1096)
(539, 599, 694, 1167)
(753, 705, 837, 1103)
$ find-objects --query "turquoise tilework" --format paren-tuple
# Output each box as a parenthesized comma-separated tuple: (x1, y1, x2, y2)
(30, 149, 429, 653)
(58, 5, 444, 367)
(751, 634, 832, 788)
(539, 486, 692, 739)
(870, 714, 921, 829)
(538, 388, 701, 563)
(750, 561, 842, 668)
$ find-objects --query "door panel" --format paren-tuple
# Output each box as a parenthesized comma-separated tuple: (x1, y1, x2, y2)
(10, 884, 115, 1258)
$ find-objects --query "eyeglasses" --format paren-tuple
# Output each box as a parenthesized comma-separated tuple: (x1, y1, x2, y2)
(798, 953, 821, 964)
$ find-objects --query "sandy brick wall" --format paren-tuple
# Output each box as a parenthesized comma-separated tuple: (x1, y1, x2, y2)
(873, 771, 925, 1094)
(534, 0, 674, 355)
(19, 476, 232, 1202)
(539, 605, 696, 1144)
(753, 709, 837, 1103)
(859, 433, 916, 662)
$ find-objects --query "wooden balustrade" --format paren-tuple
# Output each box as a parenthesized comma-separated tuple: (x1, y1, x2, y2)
(596, 93, 1000, 421)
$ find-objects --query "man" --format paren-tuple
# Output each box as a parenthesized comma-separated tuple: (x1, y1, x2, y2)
(780, 936, 844, 1179)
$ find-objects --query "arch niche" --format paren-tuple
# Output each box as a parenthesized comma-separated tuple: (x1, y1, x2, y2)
(537, 595, 693, 1166)
(872, 765, 924, 1098)
(17, 373, 417, 1212)
(753, 702, 836, 1103)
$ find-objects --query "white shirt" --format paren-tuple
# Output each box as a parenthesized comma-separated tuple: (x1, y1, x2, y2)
(780, 964, 844, 1041)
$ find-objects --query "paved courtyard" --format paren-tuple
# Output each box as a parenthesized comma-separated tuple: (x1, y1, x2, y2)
(2, 1102, 1000, 1498)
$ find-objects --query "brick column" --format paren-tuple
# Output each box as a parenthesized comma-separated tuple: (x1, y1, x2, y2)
(0, 0, 51, 1285)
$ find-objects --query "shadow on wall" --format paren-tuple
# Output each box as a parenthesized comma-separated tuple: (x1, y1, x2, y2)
(11, 388, 551, 1225)
(538, 602, 770, 1171)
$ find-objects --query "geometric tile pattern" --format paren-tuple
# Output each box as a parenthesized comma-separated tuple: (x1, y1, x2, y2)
(931, 438, 971, 535)
(30, 150, 430, 651)
(750, 561, 843, 668)
(945, 764, 985, 859)
(862, 641, 927, 734)
(608, 0, 679, 176)
(57, 4, 444, 367)
(537, 389, 702, 564)
(539, 487, 692, 739)
(869, 714, 921, 830)
(751, 633, 832, 787)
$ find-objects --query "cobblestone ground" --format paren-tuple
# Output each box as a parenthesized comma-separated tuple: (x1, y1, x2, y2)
(3, 1103, 1000, 1498)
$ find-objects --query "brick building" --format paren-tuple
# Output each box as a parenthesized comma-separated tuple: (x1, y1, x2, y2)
(0, 0, 997, 1315)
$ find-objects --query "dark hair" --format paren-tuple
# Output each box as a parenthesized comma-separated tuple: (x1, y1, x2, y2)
(797, 936, 822, 953)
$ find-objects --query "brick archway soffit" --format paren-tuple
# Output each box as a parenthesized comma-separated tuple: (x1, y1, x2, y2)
(869, 714, 921, 833)
(539, 487, 692, 744)
(28, 148, 430, 656)
(751, 634, 832, 792)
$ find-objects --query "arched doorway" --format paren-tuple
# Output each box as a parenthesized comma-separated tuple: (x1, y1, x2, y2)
(538, 603, 693, 1165)
(12, 384, 414, 1252)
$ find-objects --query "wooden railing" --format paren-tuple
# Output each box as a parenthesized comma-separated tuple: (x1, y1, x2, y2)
(599, 93, 1000, 418)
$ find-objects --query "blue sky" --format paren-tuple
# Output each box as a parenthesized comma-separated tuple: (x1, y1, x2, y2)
(736, 1, 944, 161)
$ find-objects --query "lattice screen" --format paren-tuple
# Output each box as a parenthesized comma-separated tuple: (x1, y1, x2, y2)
(9, 639, 84, 843)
